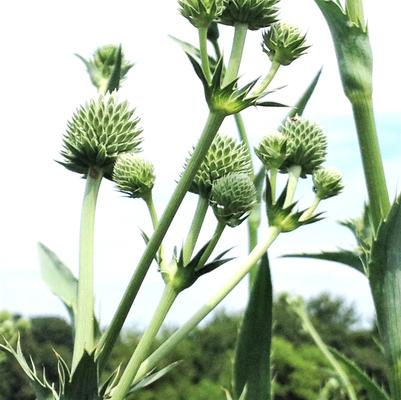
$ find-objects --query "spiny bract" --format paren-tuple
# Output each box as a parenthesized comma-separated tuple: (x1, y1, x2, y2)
(113, 153, 155, 199)
(255, 131, 287, 170)
(210, 173, 257, 227)
(179, 0, 227, 28)
(187, 134, 252, 196)
(280, 116, 327, 177)
(60, 94, 142, 176)
(262, 22, 309, 66)
(313, 168, 344, 199)
(220, 0, 280, 31)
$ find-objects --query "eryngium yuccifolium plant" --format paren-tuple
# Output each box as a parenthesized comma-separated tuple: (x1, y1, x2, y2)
(60, 94, 142, 176)
(262, 22, 309, 65)
(220, 0, 279, 30)
(255, 131, 287, 170)
(313, 168, 344, 199)
(280, 116, 327, 177)
(210, 173, 257, 227)
(187, 134, 252, 196)
(179, 0, 227, 28)
(113, 153, 155, 199)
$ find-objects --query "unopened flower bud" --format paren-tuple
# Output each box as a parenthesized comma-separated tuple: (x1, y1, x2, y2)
(255, 132, 287, 170)
(179, 0, 227, 28)
(60, 94, 142, 176)
(280, 116, 327, 176)
(220, 0, 279, 31)
(262, 22, 308, 66)
(210, 173, 257, 227)
(313, 168, 343, 199)
(113, 153, 155, 199)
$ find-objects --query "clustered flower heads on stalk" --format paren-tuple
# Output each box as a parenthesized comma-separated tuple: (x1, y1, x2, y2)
(179, 0, 227, 28)
(60, 94, 142, 177)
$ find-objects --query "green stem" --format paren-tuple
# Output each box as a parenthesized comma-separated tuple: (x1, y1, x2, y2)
(345, 0, 365, 26)
(270, 168, 278, 204)
(199, 27, 212, 84)
(252, 61, 280, 97)
(111, 284, 178, 400)
(234, 113, 254, 175)
(182, 196, 209, 264)
(95, 112, 225, 370)
(222, 23, 248, 86)
(134, 226, 281, 382)
(197, 221, 225, 268)
(351, 95, 390, 228)
(283, 165, 302, 208)
(72, 167, 103, 371)
(211, 39, 221, 60)
(299, 196, 321, 222)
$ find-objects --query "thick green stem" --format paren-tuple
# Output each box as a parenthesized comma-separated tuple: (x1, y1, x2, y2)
(351, 95, 390, 228)
(182, 196, 209, 264)
(252, 61, 280, 97)
(283, 166, 302, 208)
(111, 284, 178, 400)
(199, 27, 212, 84)
(223, 23, 248, 86)
(197, 221, 225, 268)
(345, 0, 365, 26)
(134, 226, 281, 382)
(95, 112, 225, 370)
(299, 196, 321, 222)
(72, 167, 103, 371)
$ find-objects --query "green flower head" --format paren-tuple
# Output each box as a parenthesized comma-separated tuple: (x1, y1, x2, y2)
(210, 173, 257, 227)
(220, 0, 280, 31)
(313, 168, 344, 199)
(255, 131, 287, 170)
(186, 134, 252, 196)
(262, 22, 309, 65)
(60, 94, 142, 177)
(280, 116, 327, 177)
(113, 153, 155, 199)
(179, 0, 227, 28)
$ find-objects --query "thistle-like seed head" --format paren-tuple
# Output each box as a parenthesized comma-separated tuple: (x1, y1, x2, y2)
(220, 0, 279, 31)
(280, 116, 327, 177)
(60, 94, 142, 176)
(187, 134, 252, 196)
(210, 173, 257, 227)
(313, 168, 344, 199)
(255, 132, 287, 170)
(262, 22, 309, 65)
(113, 153, 155, 199)
(179, 0, 227, 28)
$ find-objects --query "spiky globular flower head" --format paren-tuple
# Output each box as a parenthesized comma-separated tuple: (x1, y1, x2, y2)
(255, 132, 287, 170)
(60, 94, 142, 176)
(313, 168, 344, 199)
(210, 173, 257, 227)
(220, 0, 279, 31)
(113, 153, 155, 199)
(179, 0, 227, 28)
(187, 134, 252, 196)
(262, 22, 309, 65)
(78, 45, 133, 92)
(280, 116, 327, 177)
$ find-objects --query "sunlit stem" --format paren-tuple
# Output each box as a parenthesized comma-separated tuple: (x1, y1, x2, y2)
(283, 165, 302, 208)
(197, 221, 226, 269)
(199, 26, 212, 84)
(299, 196, 321, 222)
(133, 226, 282, 382)
(252, 61, 281, 97)
(182, 196, 209, 265)
(110, 284, 178, 400)
(72, 167, 103, 371)
(270, 168, 278, 204)
(345, 0, 365, 26)
(234, 113, 254, 175)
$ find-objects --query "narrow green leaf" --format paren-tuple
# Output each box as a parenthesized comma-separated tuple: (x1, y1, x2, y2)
(330, 348, 391, 400)
(283, 249, 365, 274)
(233, 254, 272, 400)
(106, 45, 122, 93)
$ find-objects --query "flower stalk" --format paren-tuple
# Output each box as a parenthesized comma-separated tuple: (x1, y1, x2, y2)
(197, 220, 226, 268)
(283, 165, 301, 208)
(252, 60, 280, 97)
(199, 26, 212, 84)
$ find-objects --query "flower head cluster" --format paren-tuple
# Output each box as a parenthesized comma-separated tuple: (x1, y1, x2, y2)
(60, 94, 142, 176)
(262, 22, 309, 65)
(113, 153, 155, 200)
(220, 0, 280, 30)
(179, 0, 227, 28)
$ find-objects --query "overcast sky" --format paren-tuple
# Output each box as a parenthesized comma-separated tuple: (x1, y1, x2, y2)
(0, 0, 400, 329)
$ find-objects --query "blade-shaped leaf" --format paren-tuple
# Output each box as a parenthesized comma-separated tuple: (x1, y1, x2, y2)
(330, 348, 391, 400)
(233, 254, 272, 400)
(106, 45, 122, 92)
(283, 249, 365, 274)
